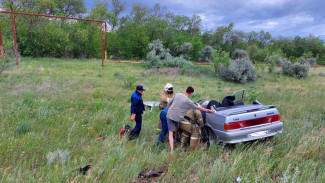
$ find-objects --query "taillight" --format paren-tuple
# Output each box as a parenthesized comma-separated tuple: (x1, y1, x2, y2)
(224, 114, 280, 130)
(271, 115, 280, 122)
(224, 121, 246, 130)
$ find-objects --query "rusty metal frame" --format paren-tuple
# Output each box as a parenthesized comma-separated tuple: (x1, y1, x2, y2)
(0, 11, 107, 67)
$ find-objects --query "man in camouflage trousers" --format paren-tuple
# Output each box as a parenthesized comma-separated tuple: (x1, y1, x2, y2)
(180, 109, 204, 148)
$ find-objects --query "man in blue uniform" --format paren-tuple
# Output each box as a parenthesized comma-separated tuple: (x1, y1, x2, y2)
(129, 85, 145, 140)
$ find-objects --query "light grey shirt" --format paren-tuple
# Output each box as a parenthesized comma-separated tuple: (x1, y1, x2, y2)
(166, 93, 198, 122)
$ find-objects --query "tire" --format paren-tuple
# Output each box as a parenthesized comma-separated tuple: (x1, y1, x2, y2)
(205, 127, 217, 147)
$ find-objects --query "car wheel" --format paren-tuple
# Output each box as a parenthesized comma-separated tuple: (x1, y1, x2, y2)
(206, 127, 217, 147)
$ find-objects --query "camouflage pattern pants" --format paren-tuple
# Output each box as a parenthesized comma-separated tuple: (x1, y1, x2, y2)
(179, 122, 200, 148)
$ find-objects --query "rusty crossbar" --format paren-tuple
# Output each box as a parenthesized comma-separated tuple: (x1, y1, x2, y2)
(0, 11, 108, 67)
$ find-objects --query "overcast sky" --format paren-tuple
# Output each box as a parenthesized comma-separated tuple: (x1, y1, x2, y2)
(85, 0, 325, 39)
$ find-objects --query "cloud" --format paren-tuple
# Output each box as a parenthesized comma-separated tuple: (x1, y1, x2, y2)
(244, 0, 290, 8)
(160, 0, 325, 37)
(235, 12, 314, 36)
(198, 13, 224, 30)
(301, 24, 325, 37)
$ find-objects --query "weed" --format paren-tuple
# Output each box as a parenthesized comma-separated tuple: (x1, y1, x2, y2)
(114, 72, 120, 77)
(16, 121, 32, 134)
(91, 88, 104, 99)
(122, 75, 138, 89)
(245, 90, 261, 103)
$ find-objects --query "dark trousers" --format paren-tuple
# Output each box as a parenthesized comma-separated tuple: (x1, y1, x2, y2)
(131, 114, 142, 134)
(158, 111, 168, 141)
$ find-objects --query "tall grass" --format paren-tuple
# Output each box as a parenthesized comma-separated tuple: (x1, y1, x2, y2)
(0, 57, 324, 182)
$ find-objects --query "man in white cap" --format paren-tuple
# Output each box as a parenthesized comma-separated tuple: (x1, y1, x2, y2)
(160, 83, 175, 109)
(156, 83, 175, 134)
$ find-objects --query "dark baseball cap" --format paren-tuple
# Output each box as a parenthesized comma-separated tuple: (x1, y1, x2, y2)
(136, 85, 146, 91)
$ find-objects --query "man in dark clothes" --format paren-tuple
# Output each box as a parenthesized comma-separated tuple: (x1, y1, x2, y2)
(129, 85, 145, 140)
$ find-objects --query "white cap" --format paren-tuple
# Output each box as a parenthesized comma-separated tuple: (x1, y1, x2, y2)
(164, 83, 173, 92)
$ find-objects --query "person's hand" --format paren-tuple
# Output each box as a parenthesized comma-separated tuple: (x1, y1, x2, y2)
(130, 114, 136, 122)
(208, 109, 215, 113)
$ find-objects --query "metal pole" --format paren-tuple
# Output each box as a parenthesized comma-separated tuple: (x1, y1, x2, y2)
(104, 22, 107, 64)
(0, 23, 4, 57)
(11, 14, 19, 65)
(100, 23, 104, 67)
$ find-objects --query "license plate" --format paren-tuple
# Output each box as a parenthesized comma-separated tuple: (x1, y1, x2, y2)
(249, 131, 267, 137)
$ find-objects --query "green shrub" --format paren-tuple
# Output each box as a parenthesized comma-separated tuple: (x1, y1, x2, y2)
(264, 54, 282, 73)
(299, 57, 316, 65)
(114, 72, 120, 77)
(220, 57, 256, 83)
(144, 40, 192, 69)
(163, 56, 192, 68)
(145, 51, 162, 68)
(179, 42, 193, 60)
(147, 39, 172, 60)
(282, 59, 310, 78)
(198, 45, 214, 62)
(16, 121, 32, 134)
(245, 90, 261, 103)
(91, 88, 104, 99)
(317, 57, 325, 65)
(212, 50, 230, 74)
(232, 49, 249, 59)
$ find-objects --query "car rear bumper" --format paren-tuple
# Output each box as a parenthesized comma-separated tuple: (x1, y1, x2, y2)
(212, 121, 283, 144)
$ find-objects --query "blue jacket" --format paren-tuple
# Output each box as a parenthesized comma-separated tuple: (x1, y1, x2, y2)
(130, 91, 145, 114)
(161, 107, 168, 115)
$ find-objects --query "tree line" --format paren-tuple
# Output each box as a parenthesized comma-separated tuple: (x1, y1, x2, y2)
(1, 0, 325, 64)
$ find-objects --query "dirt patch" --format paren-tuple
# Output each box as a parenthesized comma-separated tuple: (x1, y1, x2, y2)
(131, 165, 168, 183)
(320, 128, 325, 134)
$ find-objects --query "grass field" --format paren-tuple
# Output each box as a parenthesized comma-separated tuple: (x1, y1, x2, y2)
(0, 57, 325, 182)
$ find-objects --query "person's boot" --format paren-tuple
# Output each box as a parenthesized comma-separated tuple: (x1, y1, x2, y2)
(129, 132, 140, 140)
(156, 139, 164, 147)
(128, 132, 136, 140)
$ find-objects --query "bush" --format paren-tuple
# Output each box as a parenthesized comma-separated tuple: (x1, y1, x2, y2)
(317, 57, 325, 65)
(145, 51, 162, 68)
(264, 54, 282, 73)
(179, 42, 193, 60)
(232, 49, 249, 59)
(281, 59, 310, 78)
(246, 90, 261, 103)
(198, 45, 214, 62)
(220, 57, 257, 83)
(299, 57, 316, 65)
(163, 56, 192, 68)
(147, 40, 172, 60)
(16, 121, 32, 134)
(144, 40, 192, 69)
(91, 88, 104, 99)
(212, 50, 230, 74)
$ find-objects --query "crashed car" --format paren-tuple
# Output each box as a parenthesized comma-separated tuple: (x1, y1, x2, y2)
(199, 89, 283, 144)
